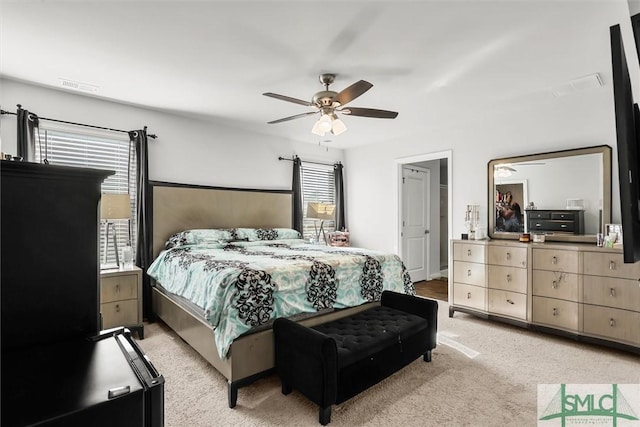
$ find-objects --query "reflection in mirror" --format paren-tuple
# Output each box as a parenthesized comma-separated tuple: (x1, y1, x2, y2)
(488, 145, 612, 243)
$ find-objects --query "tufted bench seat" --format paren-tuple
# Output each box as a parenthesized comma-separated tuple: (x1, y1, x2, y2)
(273, 291, 438, 425)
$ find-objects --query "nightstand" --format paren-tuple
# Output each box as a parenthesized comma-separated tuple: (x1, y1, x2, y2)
(100, 266, 144, 339)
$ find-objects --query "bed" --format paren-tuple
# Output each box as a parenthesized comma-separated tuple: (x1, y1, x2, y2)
(148, 181, 414, 407)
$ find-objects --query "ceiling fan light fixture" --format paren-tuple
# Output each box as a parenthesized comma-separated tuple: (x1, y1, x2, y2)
(331, 117, 347, 135)
(311, 120, 326, 136)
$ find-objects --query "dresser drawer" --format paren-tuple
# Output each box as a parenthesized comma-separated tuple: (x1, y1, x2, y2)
(101, 274, 138, 303)
(487, 265, 527, 293)
(532, 248, 579, 273)
(453, 261, 486, 287)
(528, 220, 574, 233)
(532, 270, 579, 301)
(453, 283, 486, 312)
(101, 299, 139, 329)
(583, 252, 640, 279)
(487, 245, 527, 268)
(488, 289, 527, 320)
(453, 242, 485, 263)
(583, 305, 640, 345)
(583, 276, 640, 312)
(532, 296, 579, 332)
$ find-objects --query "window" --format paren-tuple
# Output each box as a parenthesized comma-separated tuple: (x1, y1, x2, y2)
(35, 127, 136, 266)
(301, 163, 335, 241)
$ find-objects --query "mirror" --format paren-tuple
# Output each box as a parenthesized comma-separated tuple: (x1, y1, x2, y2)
(488, 145, 612, 243)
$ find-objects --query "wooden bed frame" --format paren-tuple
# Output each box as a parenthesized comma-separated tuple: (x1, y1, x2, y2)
(149, 181, 376, 408)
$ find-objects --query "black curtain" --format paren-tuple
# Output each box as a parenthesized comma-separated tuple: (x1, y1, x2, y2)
(334, 162, 346, 231)
(16, 106, 39, 162)
(129, 128, 153, 319)
(292, 156, 303, 233)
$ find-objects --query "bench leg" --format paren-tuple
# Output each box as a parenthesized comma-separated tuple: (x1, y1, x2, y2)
(282, 382, 292, 395)
(423, 350, 432, 362)
(319, 406, 332, 425)
(228, 382, 238, 408)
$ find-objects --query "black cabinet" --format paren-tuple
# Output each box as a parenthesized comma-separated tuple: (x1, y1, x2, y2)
(1, 161, 164, 426)
(526, 209, 585, 234)
(2, 328, 164, 427)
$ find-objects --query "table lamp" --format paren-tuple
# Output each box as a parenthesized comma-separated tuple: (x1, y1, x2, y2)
(100, 193, 131, 268)
(306, 202, 335, 244)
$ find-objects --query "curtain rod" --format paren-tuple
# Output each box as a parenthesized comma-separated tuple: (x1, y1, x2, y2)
(0, 105, 157, 139)
(278, 156, 341, 167)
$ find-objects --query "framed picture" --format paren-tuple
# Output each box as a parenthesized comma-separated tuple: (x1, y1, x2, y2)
(495, 180, 528, 233)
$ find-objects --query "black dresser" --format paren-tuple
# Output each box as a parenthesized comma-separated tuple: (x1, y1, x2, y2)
(526, 209, 585, 234)
(1, 161, 164, 427)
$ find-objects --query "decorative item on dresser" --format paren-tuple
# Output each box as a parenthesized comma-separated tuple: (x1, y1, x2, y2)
(1, 161, 163, 426)
(450, 239, 640, 354)
(100, 266, 144, 339)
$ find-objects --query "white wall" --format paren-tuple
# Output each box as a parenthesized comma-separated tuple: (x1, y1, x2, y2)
(344, 4, 637, 253)
(0, 79, 344, 191)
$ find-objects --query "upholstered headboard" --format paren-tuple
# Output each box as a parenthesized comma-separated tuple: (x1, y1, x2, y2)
(150, 181, 293, 258)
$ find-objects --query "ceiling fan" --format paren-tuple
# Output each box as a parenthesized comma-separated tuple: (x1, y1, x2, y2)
(263, 73, 398, 136)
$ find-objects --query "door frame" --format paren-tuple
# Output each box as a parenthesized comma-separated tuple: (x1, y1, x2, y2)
(394, 150, 453, 283)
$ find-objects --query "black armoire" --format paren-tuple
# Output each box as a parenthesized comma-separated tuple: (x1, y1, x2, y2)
(1, 161, 164, 427)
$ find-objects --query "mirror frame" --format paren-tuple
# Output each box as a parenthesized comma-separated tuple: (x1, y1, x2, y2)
(488, 145, 612, 243)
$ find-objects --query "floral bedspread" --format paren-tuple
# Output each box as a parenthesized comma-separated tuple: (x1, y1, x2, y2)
(147, 238, 414, 358)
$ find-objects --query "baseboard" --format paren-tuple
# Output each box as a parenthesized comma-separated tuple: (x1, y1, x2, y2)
(429, 269, 448, 280)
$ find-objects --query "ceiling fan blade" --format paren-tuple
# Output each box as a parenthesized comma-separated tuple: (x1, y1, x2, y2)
(267, 111, 318, 124)
(332, 80, 373, 106)
(341, 107, 398, 119)
(263, 92, 312, 107)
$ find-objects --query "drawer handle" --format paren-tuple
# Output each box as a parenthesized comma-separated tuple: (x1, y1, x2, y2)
(610, 288, 616, 297)
(609, 260, 616, 270)
(610, 318, 616, 327)
(560, 224, 567, 228)
(552, 280, 558, 289)
(551, 256, 558, 265)
(552, 308, 558, 316)
(467, 292, 472, 299)
(115, 304, 120, 313)
(506, 252, 511, 260)
(467, 269, 472, 277)
(115, 284, 120, 293)
(506, 274, 511, 282)
(506, 299, 514, 305)
(467, 249, 472, 257)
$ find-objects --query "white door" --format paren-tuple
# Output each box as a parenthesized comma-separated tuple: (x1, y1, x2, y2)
(402, 166, 430, 282)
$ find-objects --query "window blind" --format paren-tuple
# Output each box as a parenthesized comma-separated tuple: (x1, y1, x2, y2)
(35, 127, 137, 266)
(301, 163, 336, 241)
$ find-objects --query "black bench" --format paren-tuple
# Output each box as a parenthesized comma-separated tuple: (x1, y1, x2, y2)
(273, 291, 438, 425)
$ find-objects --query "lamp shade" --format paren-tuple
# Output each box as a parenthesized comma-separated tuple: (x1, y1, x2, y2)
(100, 193, 131, 220)
(306, 202, 335, 220)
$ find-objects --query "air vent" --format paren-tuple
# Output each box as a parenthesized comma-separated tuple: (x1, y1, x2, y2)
(58, 78, 99, 93)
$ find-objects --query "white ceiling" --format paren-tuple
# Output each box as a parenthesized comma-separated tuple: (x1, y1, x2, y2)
(0, 1, 629, 148)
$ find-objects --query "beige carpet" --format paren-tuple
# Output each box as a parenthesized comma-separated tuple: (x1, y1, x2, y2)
(136, 301, 639, 427)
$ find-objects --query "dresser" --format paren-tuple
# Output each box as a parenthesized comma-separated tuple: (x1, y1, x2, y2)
(526, 209, 585, 235)
(1, 161, 163, 426)
(451, 241, 487, 314)
(450, 239, 640, 353)
(531, 247, 580, 333)
(487, 242, 528, 322)
(101, 266, 144, 339)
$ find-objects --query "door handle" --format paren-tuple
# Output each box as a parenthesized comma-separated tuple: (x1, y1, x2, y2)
(424, 230, 430, 234)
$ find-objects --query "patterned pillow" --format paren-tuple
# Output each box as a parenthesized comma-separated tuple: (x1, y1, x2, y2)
(234, 228, 301, 241)
(165, 229, 234, 249)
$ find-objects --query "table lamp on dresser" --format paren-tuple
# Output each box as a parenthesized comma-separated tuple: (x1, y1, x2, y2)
(100, 193, 131, 269)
